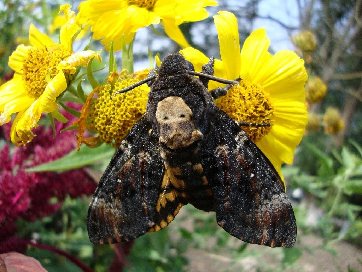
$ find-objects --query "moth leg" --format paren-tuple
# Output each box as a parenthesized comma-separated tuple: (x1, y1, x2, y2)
(210, 83, 235, 99)
(210, 76, 241, 99)
(199, 57, 215, 88)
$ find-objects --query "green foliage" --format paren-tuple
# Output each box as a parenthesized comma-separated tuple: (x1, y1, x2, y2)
(21, 197, 115, 272)
(124, 230, 188, 272)
(25, 144, 114, 172)
(292, 141, 362, 245)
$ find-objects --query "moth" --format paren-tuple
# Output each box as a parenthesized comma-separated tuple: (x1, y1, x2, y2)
(87, 53, 297, 248)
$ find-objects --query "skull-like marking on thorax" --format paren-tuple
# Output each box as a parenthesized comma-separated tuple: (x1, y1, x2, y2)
(155, 96, 203, 150)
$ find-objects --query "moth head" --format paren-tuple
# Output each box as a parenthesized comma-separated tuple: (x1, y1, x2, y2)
(157, 53, 188, 78)
(155, 96, 203, 150)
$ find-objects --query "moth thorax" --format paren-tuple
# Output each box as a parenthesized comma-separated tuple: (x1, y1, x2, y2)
(156, 96, 203, 150)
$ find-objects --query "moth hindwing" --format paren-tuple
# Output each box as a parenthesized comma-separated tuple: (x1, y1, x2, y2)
(87, 53, 297, 248)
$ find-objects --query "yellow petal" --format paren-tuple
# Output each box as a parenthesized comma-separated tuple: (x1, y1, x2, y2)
(12, 101, 42, 145)
(262, 50, 308, 102)
(49, 14, 67, 34)
(0, 77, 35, 125)
(214, 11, 241, 80)
(153, 0, 177, 19)
(10, 71, 67, 145)
(174, 0, 217, 23)
(180, 47, 226, 89)
(180, 47, 209, 72)
(155, 55, 162, 67)
(262, 102, 307, 165)
(38, 71, 67, 113)
(92, 9, 135, 51)
(163, 18, 190, 48)
(257, 133, 284, 179)
(29, 24, 54, 49)
(57, 50, 102, 74)
(76, 0, 125, 26)
(10, 110, 30, 145)
(59, 4, 81, 51)
(240, 28, 272, 83)
(8, 45, 30, 75)
(127, 6, 160, 32)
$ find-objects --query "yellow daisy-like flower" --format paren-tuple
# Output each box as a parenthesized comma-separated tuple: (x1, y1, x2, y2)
(323, 107, 344, 135)
(305, 76, 327, 104)
(181, 11, 308, 182)
(75, 69, 150, 149)
(76, 0, 217, 51)
(0, 5, 101, 146)
(306, 112, 321, 132)
(292, 30, 317, 63)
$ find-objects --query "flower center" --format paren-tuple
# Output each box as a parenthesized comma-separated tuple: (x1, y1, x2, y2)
(128, 0, 157, 9)
(22, 45, 71, 98)
(88, 69, 150, 147)
(215, 80, 274, 142)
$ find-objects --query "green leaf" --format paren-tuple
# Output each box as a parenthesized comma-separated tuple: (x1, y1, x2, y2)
(122, 36, 134, 73)
(304, 142, 334, 176)
(179, 228, 192, 239)
(58, 96, 83, 104)
(350, 140, 362, 157)
(109, 41, 115, 74)
(47, 113, 56, 138)
(70, 65, 82, 83)
(87, 57, 100, 89)
(76, 80, 87, 103)
(237, 242, 248, 253)
(282, 247, 302, 268)
(59, 102, 81, 118)
(85, 37, 93, 51)
(60, 125, 78, 133)
(25, 144, 115, 172)
(71, 29, 81, 45)
(51, 109, 68, 123)
(148, 47, 154, 69)
(344, 180, 362, 195)
(341, 147, 355, 168)
(113, 55, 118, 73)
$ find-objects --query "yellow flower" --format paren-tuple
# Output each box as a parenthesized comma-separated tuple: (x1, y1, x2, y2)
(49, 7, 89, 40)
(323, 107, 344, 135)
(306, 112, 321, 132)
(76, 0, 217, 51)
(292, 30, 317, 52)
(181, 11, 308, 182)
(75, 69, 150, 149)
(292, 30, 317, 63)
(0, 5, 101, 146)
(305, 76, 327, 104)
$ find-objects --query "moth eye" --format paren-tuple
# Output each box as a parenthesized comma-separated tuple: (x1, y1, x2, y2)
(179, 114, 185, 118)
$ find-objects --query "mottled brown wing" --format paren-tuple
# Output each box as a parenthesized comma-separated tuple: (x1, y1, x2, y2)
(200, 107, 297, 248)
(87, 117, 166, 244)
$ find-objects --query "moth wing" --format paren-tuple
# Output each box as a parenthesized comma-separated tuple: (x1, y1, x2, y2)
(87, 117, 165, 244)
(200, 108, 297, 248)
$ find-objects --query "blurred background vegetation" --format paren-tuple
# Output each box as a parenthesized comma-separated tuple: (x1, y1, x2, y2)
(1, 0, 362, 271)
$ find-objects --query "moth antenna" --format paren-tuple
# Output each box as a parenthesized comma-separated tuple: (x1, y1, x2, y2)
(237, 121, 271, 127)
(114, 75, 157, 95)
(187, 71, 239, 85)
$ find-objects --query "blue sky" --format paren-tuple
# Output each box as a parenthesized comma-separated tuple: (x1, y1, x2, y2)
(254, 0, 300, 51)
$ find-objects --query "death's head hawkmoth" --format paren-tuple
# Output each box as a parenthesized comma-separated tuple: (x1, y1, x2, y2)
(87, 53, 297, 248)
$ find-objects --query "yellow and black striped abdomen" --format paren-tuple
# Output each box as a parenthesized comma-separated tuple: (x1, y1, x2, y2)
(149, 160, 215, 232)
